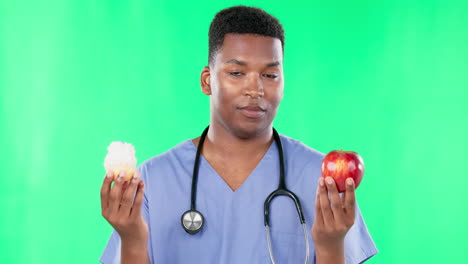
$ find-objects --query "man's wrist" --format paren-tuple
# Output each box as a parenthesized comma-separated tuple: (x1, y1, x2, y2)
(121, 239, 149, 264)
(121, 238, 148, 254)
(315, 241, 345, 264)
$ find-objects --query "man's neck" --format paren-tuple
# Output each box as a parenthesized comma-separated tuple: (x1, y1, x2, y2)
(193, 123, 274, 160)
(191, 123, 275, 191)
(210, 124, 273, 158)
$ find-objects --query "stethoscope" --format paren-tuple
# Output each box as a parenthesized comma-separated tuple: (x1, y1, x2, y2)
(181, 126, 310, 264)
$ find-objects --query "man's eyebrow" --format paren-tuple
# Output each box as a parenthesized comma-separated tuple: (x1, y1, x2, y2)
(225, 59, 247, 66)
(266, 61, 280, 67)
(224, 59, 281, 67)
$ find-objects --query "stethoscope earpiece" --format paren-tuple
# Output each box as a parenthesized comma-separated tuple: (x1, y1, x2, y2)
(181, 209, 204, 234)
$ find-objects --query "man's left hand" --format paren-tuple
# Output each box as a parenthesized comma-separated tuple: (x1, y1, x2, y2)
(312, 176, 356, 263)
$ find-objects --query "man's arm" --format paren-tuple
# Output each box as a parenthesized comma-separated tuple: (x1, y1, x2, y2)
(121, 241, 150, 264)
(101, 171, 151, 264)
(312, 177, 356, 264)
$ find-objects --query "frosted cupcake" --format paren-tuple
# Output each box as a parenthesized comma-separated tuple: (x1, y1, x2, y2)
(104, 141, 137, 181)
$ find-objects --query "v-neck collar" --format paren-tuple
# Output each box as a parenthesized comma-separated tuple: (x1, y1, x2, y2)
(188, 139, 277, 195)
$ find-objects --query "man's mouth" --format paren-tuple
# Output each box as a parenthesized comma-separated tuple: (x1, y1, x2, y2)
(238, 105, 266, 118)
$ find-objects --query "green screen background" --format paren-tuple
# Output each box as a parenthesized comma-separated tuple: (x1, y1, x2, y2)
(1, 0, 467, 263)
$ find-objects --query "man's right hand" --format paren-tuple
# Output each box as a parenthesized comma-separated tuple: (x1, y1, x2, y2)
(100, 171, 150, 262)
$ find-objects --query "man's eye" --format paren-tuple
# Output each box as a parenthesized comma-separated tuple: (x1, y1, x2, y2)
(229, 72, 243, 76)
(264, 74, 278, 79)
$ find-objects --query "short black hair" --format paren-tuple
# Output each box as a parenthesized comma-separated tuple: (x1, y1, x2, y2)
(208, 5, 285, 65)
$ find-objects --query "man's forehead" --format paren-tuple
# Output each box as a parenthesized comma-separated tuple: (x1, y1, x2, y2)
(214, 34, 283, 66)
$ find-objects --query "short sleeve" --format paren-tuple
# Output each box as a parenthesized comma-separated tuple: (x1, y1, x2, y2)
(343, 201, 378, 264)
(99, 165, 153, 263)
(99, 230, 121, 264)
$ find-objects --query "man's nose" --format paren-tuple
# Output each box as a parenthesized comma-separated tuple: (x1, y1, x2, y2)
(244, 73, 264, 98)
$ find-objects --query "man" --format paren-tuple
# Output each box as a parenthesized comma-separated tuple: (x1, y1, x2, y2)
(100, 5, 377, 264)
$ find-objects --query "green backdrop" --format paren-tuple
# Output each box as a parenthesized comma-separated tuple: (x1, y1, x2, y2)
(1, 0, 467, 263)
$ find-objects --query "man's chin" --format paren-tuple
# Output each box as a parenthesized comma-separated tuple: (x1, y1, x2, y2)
(232, 122, 271, 139)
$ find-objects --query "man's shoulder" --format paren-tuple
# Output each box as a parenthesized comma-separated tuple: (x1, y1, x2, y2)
(279, 134, 325, 162)
(278, 134, 325, 187)
(138, 139, 195, 172)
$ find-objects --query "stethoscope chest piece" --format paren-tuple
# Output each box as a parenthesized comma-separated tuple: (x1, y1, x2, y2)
(181, 209, 204, 234)
(180, 126, 309, 263)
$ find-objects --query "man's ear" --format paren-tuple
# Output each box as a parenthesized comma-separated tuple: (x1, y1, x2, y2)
(200, 66, 211, 95)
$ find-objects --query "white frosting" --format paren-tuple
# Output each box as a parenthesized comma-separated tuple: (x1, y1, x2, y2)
(103, 141, 137, 171)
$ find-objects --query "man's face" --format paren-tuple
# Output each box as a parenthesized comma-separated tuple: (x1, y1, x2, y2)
(202, 33, 284, 138)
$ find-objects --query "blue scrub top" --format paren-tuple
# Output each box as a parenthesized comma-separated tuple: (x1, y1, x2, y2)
(100, 135, 378, 264)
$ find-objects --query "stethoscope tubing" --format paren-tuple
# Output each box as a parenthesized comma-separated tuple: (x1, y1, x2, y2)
(183, 125, 309, 263)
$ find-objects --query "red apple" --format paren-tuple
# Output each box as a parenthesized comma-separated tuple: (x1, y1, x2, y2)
(321, 150, 364, 193)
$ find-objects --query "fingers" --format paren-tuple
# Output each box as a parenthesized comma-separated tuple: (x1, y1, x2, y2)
(313, 177, 356, 243)
(318, 177, 334, 228)
(324, 177, 346, 225)
(100, 171, 114, 213)
(314, 185, 324, 227)
(119, 171, 141, 216)
(130, 180, 145, 219)
(344, 178, 356, 219)
(108, 171, 127, 215)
